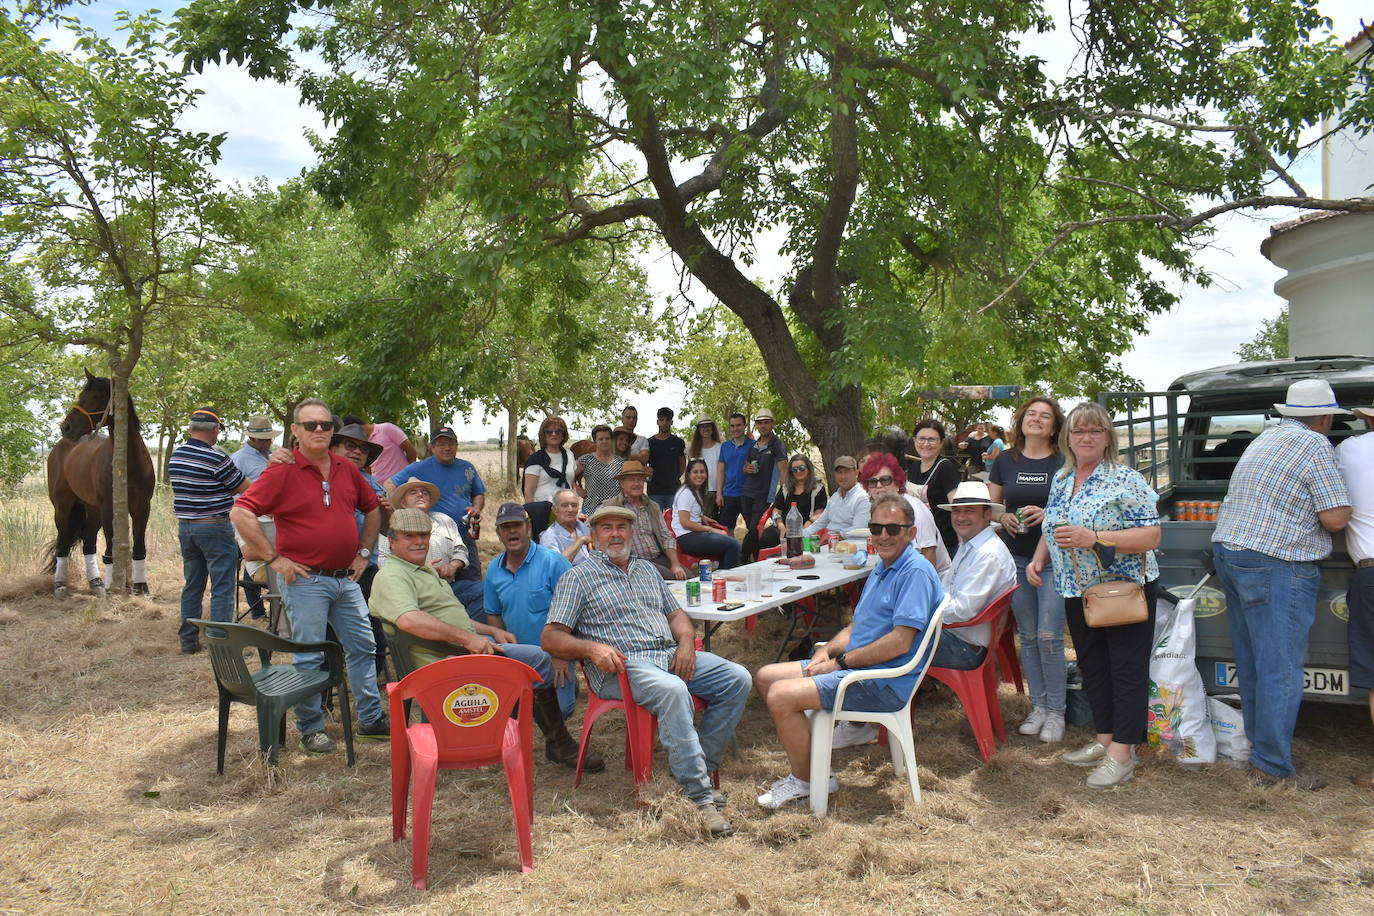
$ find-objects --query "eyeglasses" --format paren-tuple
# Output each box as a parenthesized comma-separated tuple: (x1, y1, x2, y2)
(914, 436, 941, 444)
(1070, 428, 1107, 438)
(790, 465, 808, 473)
(868, 522, 912, 536)
(320, 480, 332, 507)
(865, 475, 895, 489)
(546, 428, 567, 436)
(298, 420, 335, 432)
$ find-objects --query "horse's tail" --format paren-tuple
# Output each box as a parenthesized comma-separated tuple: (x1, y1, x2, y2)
(44, 501, 88, 572)
(42, 539, 57, 574)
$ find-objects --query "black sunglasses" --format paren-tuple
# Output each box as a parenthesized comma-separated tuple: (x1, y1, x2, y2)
(790, 465, 807, 472)
(868, 522, 911, 536)
(298, 420, 335, 432)
(865, 475, 895, 489)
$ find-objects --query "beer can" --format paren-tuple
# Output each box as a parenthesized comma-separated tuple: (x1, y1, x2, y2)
(699, 561, 711, 582)
(685, 580, 700, 607)
(712, 577, 727, 603)
(804, 535, 819, 553)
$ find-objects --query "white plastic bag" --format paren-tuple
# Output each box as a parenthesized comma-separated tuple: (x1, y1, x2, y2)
(1147, 590, 1217, 764)
(1208, 695, 1251, 762)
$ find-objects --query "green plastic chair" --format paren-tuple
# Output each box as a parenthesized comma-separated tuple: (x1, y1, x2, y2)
(190, 619, 356, 771)
(375, 618, 470, 724)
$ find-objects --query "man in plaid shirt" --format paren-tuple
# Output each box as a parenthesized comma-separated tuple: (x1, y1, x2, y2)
(1212, 379, 1351, 789)
(543, 505, 750, 839)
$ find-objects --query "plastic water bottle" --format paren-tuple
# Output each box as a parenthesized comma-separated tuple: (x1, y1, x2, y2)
(785, 501, 803, 558)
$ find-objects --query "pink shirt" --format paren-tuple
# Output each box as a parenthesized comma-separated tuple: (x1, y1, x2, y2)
(368, 422, 411, 481)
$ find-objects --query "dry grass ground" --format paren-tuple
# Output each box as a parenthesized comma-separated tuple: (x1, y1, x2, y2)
(3, 455, 1374, 915)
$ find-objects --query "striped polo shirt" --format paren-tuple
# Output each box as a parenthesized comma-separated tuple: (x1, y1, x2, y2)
(168, 438, 245, 519)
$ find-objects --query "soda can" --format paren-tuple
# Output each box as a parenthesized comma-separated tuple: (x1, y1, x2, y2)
(699, 561, 711, 582)
(804, 535, 819, 553)
(712, 577, 727, 603)
(866, 536, 874, 554)
(685, 580, 700, 607)
(1177, 501, 1191, 521)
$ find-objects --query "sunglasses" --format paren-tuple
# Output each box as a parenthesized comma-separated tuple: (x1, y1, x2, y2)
(868, 522, 911, 536)
(338, 440, 367, 453)
(320, 480, 332, 508)
(298, 420, 335, 432)
(790, 465, 808, 473)
(865, 475, 895, 489)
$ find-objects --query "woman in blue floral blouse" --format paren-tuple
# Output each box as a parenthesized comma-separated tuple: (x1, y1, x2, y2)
(1029, 402, 1161, 788)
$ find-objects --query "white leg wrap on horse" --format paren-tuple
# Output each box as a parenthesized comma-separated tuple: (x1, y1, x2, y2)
(54, 556, 68, 584)
(132, 558, 147, 583)
(84, 554, 100, 581)
(102, 562, 113, 588)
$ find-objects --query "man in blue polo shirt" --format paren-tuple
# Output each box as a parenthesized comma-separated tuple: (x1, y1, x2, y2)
(168, 408, 249, 654)
(387, 426, 488, 619)
(715, 412, 752, 534)
(485, 502, 584, 721)
(753, 494, 944, 808)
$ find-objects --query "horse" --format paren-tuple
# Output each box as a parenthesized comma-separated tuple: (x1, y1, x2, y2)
(46, 370, 155, 596)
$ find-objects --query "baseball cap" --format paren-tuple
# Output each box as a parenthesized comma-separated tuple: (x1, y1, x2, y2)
(430, 426, 458, 442)
(494, 502, 529, 525)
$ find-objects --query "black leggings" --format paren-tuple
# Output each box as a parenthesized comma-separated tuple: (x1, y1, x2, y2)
(1064, 579, 1158, 746)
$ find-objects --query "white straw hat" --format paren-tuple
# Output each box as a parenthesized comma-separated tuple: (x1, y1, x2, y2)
(1273, 379, 1351, 417)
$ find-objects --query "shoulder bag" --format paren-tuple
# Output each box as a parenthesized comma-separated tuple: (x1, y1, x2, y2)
(1069, 544, 1148, 628)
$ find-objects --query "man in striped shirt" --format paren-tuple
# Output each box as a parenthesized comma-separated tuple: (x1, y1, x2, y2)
(169, 408, 249, 654)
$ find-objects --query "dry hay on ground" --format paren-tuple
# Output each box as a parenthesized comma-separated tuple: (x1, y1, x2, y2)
(2, 469, 1374, 914)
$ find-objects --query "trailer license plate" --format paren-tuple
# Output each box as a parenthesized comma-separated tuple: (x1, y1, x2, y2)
(1214, 663, 1349, 696)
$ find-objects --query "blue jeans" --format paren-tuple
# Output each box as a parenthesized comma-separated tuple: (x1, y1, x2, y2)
(718, 495, 743, 534)
(598, 653, 751, 805)
(450, 578, 487, 624)
(283, 574, 384, 735)
(178, 519, 240, 650)
(1213, 544, 1320, 779)
(931, 632, 987, 671)
(675, 530, 742, 569)
(1012, 554, 1067, 714)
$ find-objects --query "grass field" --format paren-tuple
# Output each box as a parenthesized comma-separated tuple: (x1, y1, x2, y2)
(3, 451, 1374, 915)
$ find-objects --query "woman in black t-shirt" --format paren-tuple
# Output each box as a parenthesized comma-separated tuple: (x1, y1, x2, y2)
(754, 453, 828, 554)
(908, 418, 960, 555)
(988, 396, 1068, 744)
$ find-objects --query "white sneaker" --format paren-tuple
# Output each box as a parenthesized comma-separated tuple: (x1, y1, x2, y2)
(757, 773, 838, 809)
(1086, 754, 1136, 788)
(1062, 740, 1108, 767)
(831, 722, 879, 749)
(1017, 706, 1049, 736)
(1039, 713, 1066, 744)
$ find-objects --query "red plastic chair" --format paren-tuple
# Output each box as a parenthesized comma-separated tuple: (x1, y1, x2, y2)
(997, 624, 1025, 693)
(574, 645, 717, 799)
(388, 654, 542, 887)
(921, 585, 1019, 762)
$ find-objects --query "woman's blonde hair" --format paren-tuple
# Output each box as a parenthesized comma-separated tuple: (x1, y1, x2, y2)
(1059, 402, 1119, 473)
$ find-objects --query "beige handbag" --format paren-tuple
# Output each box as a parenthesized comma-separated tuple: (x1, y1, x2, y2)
(1070, 547, 1148, 628)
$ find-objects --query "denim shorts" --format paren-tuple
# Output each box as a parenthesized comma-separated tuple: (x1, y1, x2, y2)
(806, 662, 907, 713)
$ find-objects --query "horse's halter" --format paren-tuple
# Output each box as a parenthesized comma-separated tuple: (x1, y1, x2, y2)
(69, 400, 109, 434)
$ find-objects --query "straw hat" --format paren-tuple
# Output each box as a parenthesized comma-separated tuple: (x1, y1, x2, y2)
(937, 481, 1005, 515)
(1273, 379, 1351, 417)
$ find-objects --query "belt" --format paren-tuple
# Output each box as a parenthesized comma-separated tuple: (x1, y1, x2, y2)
(179, 515, 229, 524)
(1357, 558, 1374, 569)
(304, 566, 353, 578)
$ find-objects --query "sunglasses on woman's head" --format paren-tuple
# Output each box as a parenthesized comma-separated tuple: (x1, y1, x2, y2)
(868, 522, 911, 536)
(865, 475, 895, 489)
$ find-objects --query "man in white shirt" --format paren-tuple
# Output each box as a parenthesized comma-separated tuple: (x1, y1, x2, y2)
(1339, 403, 1374, 790)
(540, 488, 592, 566)
(804, 455, 870, 536)
(931, 482, 1017, 670)
(621, 405, 651, 465)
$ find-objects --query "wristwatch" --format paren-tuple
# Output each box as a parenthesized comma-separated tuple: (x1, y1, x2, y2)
(834, 651, 849, 670)
(357, 548, 370, 558)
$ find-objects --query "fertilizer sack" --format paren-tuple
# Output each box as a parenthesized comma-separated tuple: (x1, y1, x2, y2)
(1147, 593, 1217, 764)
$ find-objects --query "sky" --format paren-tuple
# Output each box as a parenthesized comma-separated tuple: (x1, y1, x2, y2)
(64, 1, 1373, 440)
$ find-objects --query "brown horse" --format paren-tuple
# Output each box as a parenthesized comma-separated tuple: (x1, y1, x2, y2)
(46, 371, 155, 596)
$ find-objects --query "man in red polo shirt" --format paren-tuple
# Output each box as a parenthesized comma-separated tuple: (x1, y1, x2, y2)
(231, 398, 387, 753)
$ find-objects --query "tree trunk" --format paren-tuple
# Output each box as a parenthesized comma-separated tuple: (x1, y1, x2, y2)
(505, 406, 519, 492)
(109, 361, 131, 593)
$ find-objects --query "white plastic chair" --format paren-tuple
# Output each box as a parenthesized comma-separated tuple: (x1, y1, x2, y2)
(806, 596, 948, 817)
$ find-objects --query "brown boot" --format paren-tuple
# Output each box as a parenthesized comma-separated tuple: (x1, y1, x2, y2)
(533, 686, 603, 773)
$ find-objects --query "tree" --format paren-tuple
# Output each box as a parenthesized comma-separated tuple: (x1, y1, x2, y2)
(1236, 310, 1290, 362)
(176, 0, 1374, 470)
(0, 9, 238, 589)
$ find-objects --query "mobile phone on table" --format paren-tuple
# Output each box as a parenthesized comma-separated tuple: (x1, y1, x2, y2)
(718, 601, 745, 611)
(780, 585, 801, 593)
